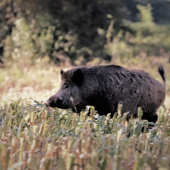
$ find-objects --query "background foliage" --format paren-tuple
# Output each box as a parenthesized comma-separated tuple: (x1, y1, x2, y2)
(0, 0, 170, 65)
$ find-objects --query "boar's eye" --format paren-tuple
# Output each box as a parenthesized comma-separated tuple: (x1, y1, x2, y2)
(63, 84, 69, 89)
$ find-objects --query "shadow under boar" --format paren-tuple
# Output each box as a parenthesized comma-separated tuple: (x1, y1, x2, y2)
(46, 65, 166, 123)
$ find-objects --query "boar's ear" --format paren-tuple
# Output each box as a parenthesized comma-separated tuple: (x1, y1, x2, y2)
(60, 70, 65, 75)
(71, 69, 84, 86)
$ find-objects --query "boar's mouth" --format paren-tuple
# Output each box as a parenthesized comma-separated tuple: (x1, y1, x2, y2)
(45, 97, 70, 109)
(46, 102, 70, 109)
(72, 105, 86, 113)
(46, 97, 86, 112)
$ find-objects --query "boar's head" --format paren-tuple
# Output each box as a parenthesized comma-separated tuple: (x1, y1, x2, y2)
(45, 68, 85, 112)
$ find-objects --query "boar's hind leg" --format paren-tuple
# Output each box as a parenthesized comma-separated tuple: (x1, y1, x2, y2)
(142, 112, 158, 123)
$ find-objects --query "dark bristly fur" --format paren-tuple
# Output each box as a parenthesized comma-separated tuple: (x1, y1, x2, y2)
(46, 65, 166, 123)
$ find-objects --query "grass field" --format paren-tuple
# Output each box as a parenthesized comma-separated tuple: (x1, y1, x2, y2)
(0, 59, 170, 170)
(0, 97, 170, 170)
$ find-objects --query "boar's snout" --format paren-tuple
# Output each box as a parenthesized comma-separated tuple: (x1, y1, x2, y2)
(45, 100, 50, 107)
(45, 95, 63, 108)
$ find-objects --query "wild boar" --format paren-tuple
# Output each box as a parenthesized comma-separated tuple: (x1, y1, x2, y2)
(45, 65, 166, 123)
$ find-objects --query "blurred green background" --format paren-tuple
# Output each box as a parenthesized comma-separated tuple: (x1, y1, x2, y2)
(0, 0, 170, 104)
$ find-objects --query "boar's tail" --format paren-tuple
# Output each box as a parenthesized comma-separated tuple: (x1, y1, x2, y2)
(158, 66, 166, 84)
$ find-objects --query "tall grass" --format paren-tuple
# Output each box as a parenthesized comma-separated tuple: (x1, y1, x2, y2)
(0, 99, 170, 170)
